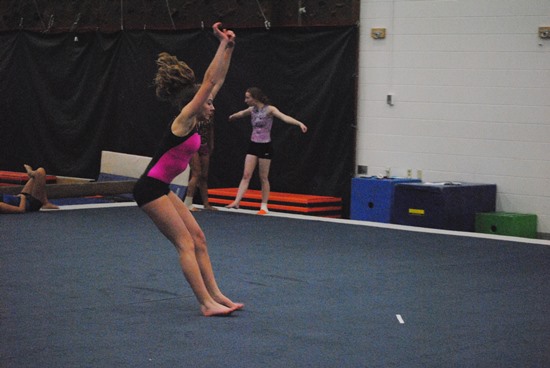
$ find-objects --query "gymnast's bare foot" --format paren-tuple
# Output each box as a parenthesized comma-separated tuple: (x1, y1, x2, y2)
(225, 202, 239, 209)
(201, 301, 235, 317)
(23, 164, 34, 177)
(213, 293, 244, 311)
(204, 205, 218, 211)
(42, 202, 60, 210)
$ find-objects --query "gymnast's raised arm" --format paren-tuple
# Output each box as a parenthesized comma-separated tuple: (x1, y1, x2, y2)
(175, 23, 235, 128)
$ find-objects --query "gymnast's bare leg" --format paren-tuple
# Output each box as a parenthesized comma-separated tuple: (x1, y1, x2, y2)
(142, 192, 243, 316)
(225, 154, 258, 209)
(23, 165, 59, 210)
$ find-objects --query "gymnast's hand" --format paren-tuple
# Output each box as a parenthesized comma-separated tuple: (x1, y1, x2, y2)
(212, 22, 236, 46)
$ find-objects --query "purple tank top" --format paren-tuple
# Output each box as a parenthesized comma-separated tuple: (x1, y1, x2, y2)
(250, 105, 273, 143)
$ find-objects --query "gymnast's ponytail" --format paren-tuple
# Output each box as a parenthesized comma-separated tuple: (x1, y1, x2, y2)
(154, 52, 196, 109)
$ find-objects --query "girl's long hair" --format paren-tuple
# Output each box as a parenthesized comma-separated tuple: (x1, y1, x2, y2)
(154, 52, 197, 109)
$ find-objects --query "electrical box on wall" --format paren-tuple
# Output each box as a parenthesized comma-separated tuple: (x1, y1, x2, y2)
(539, 27, 550, 39)
(371, 28, 386, 39)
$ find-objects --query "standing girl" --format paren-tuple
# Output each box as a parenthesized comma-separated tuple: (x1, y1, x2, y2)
(184, 115, 216, 211)
(226, 87, 308, 214)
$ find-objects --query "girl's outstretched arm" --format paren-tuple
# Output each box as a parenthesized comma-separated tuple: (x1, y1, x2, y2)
(269, 106, 308, 133)
(228, 107, 253, 122)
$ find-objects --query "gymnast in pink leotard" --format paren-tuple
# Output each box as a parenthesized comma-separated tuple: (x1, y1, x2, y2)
(132, 23, 243, 317)
(134, 128, 201, 206)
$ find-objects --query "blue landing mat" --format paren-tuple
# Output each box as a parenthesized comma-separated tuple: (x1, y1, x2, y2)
(1, 207, 549, 367)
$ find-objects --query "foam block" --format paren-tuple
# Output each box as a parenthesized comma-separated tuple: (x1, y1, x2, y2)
(0, 170, 57, 184)
(208, 188, 342, 218)
(475, 212, 538, 239)
(391, 182, 497, 231)
(350, 177, 421, 222)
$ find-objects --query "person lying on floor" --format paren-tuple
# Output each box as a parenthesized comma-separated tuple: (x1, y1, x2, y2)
(0, 165, 59, 214)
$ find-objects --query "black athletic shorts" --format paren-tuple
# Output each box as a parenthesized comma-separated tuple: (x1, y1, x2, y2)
(21, 193, 43, 212)
(133, 175, 170, 207)
(247, 141, 273, 160)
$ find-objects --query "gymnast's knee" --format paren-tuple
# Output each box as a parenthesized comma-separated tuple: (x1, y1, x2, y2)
(193, 232, 208, 253)
(35, 167, 46, 177)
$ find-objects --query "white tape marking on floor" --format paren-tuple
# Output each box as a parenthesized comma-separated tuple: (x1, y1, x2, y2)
(396, 314, 405, 324)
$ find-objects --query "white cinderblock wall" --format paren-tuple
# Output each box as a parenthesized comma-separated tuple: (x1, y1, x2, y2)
(357, 0, 550, 236)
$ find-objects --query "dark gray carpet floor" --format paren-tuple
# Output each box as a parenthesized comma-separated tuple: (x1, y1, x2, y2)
(1, 206, 549, 367)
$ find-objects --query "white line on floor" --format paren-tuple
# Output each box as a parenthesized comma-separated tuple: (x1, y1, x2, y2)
(396, 314, 405, 324)
(47, 202, 550, 246)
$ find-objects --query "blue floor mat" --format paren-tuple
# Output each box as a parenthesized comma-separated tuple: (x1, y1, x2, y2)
(2, 207, 549, 368)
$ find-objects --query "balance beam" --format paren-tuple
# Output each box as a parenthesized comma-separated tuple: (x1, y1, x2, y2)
(0, 181, 136, 199)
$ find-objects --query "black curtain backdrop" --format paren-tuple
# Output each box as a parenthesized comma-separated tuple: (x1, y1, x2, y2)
(0, 27, 357, 209)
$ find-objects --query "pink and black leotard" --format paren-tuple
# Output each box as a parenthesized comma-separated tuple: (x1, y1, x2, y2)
(133, 126, 201, 207)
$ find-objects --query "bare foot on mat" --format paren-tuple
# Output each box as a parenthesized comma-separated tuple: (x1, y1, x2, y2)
(201, 301, 236, 317)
